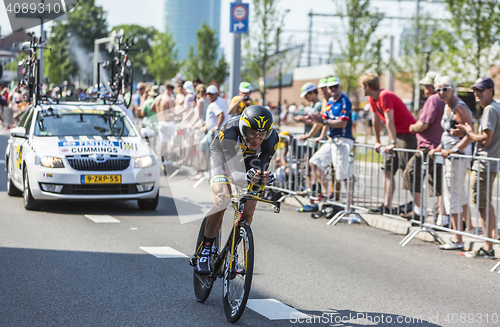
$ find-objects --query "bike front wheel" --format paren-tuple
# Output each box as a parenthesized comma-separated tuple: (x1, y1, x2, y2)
(223, 222, 254, 323)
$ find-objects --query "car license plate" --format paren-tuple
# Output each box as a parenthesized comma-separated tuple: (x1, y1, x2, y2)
(81, 175, 121, 184)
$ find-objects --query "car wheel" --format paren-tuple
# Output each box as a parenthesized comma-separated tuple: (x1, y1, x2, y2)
(137, 191, 159, 210)
(23, 166, 40, 211)
(6, 159, 22, 196)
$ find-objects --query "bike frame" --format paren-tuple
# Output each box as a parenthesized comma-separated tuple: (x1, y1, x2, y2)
(196, 183, 281, 279)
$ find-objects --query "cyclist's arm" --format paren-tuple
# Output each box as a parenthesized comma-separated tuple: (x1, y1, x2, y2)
(254, 131, 280, 176)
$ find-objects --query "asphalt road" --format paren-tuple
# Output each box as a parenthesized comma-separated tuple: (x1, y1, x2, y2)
(1, 132, 500, 327)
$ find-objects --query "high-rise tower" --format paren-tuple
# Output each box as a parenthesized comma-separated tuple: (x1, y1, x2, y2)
(164, 0, 221, 61)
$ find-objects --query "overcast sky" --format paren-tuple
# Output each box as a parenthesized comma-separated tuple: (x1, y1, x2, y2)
(1, 0, 444, 65)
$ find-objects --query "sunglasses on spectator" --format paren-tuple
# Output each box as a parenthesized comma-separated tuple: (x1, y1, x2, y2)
(473, 88, 491, 93)
(435, 87, 451, 93)
(329, 85, 339, 89)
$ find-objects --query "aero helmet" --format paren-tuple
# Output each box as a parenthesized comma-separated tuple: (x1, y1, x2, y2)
(239, 105, 274, 140)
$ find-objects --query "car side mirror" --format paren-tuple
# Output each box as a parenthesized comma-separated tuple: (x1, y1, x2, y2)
(10, 127, 27, 138)
(140, 128, 155, 140)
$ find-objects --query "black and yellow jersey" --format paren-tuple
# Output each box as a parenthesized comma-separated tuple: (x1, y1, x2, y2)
(209, 115, 279, 186)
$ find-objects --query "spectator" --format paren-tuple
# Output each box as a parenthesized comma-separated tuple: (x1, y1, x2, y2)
(294, 82, 324, 212)
(359, 73, 417, 214)
(187, 84, 207, 128)
(199, 85, 229, 152)
(142, 86, 159, 122)
(429, 76, 474, 250)
(175, 81, 196, 118)
(228, 82, 257, 116)
(401, 72, 446, 225)
(174, 80, 186, 116)
(288, 102, 298, 119)
(156, 83, 176, 167)
(453, 77, 500, 258)
(296, 83, 323, 138)
(132, 82, 146, 118)
(351, 110, 359, 135)
(318, 77, 333, 110)
(193, 77, 203, 89)
(279, 99, 289, 124)
(302, 77, 354, 211)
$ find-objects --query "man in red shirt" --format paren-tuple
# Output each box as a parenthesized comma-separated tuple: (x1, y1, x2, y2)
(359, 73, 417, 214)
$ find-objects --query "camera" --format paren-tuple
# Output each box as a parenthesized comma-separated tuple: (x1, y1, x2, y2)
(243, 95, 250, 101)
(450, 119, 458, 129)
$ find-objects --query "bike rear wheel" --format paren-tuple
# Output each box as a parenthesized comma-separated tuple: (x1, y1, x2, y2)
(193, 218, 215, 303)
(223, 222, 254, 323)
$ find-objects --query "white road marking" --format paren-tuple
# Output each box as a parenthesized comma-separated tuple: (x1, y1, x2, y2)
(0, 159, 5, 165)
(84, 214, 121, 223)
(140, 247, 188, 259)
(79, 135, 89, 141)
(65, 136, 75, 141)
(108, 136, 117, 141)
(94, 135, 103, 141)
(246, 299, 310, 320)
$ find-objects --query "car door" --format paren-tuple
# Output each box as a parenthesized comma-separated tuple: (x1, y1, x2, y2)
(11, 107, 35, 185)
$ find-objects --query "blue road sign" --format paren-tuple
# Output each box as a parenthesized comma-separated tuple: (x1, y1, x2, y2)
(230, 2, 249, 34)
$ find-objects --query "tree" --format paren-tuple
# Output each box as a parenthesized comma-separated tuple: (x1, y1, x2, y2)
(45, 22, 77, 84)
(45, 0, 108, 84)
(441, 0, 500, 80)
(333, 0, 384, 98)
(111, 25, 157, 82)
(184, 22, 228, 87)
(393, 14, 440, 111)
(242, 0, 285, 103)
(144, 29, 181, 84)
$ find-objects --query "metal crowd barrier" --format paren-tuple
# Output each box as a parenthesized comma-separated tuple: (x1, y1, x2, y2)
(424, 153, 500, 272)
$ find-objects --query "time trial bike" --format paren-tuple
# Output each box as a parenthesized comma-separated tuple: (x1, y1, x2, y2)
(190, 183, 281, 322)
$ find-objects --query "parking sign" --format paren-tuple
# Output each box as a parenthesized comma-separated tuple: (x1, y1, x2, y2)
(230, 2, 249, 34)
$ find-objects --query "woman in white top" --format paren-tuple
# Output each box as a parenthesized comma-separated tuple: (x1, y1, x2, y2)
(430, 76, 474, 250)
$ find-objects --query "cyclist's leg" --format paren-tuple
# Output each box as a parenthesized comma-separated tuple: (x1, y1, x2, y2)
(204, 182, 232, 238)
(242, 199, 257, 225)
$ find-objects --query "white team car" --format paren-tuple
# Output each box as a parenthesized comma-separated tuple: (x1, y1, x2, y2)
(5, 102, 160, 210)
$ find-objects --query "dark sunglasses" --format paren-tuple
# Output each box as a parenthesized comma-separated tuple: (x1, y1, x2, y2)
(435, 87, 451, 93)
(329, 85, 339, 89)
(246, 131, 267, 140)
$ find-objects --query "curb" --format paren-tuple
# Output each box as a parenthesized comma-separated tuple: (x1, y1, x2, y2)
(284, 195, 500, 257)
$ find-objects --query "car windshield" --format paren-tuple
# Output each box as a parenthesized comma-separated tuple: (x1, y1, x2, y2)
(33, 109, 137, 137)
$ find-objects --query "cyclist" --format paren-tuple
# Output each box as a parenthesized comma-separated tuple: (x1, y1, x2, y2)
(195, 105, 279, 275)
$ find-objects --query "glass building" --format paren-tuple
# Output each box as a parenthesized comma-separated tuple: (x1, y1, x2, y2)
(164, 0, 221, 61)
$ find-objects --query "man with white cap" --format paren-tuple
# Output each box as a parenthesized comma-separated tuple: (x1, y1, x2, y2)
(228, 81, 256, 116)
(199, 85, 229, 152)
(401, 71, 446, 223)
(294, 82, 324, 212)
(296, 82, 323, 138)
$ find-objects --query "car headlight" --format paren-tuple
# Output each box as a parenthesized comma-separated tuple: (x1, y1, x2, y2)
(40, 156, 65, 168)
(134, 155, 155, 168)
